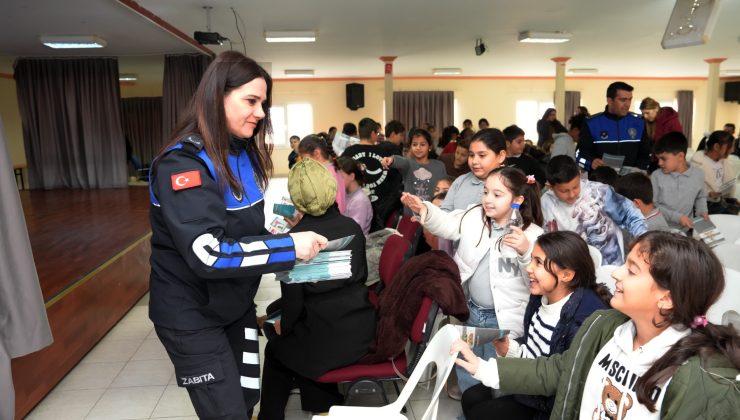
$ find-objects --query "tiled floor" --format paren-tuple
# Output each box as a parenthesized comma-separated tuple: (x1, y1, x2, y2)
(26, 177, 464, 420)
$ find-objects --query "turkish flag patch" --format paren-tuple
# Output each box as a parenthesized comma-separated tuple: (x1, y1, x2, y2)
(171, 170, 202, 191)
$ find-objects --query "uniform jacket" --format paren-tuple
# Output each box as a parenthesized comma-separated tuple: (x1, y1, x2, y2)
(577, 108, 651, 171)
(148, 135, 296, 330)
(422, 202, 544, 338)
(497, 309, 740, 420)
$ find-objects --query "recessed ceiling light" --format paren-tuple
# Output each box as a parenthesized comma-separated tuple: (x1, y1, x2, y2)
(433, 68, 462, 76)
(721, 69, 740, 76)
(518, 31, 572, 44)
(568, 68, 598, 74)
(264, 31, 316, 43)
(284, 69, 314, 77)
(119, 74, 138, 81)
(40, 35, 107, 49)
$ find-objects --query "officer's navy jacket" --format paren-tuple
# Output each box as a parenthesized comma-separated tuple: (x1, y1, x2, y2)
(149, 135, 295, 329)
(576, 108, 651, 171)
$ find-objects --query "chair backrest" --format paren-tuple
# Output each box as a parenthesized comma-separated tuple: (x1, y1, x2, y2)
(385, 208, 400, 229)
(378, 234, 411, 287)
(708, 267, 740, 325)
(587, 244, 603, 268)
(387, 324, 460, 420)
(396, 215, 422, 253)
(596, 264, 618, 294)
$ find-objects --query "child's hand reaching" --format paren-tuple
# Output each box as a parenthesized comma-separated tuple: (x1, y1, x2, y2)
(401, 192, 424, 216)
(502, 225, 529, 256)
(679, 215, 693, 228)
(450, 339, 480, 375)
(493, 336, 510, 357)
(380, 156, 394, 169)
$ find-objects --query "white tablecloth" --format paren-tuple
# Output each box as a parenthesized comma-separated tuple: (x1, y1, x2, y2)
(709, 214, 740, 246)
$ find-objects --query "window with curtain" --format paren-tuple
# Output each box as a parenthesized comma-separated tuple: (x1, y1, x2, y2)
(677, 90, 693, 145)
(162, 53, 212, 143)
(121, 97, 163, 166)
(14, 57, 127, 189)
(393, 91, 453, 135)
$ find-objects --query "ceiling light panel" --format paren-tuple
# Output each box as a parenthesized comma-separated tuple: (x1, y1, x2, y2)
(264, 31, 316, 43)
(40, 35, 107, 49)
(518, 31, 572, 43)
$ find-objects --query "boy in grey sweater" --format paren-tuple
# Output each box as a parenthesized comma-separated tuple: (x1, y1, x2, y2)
(650, 132, 708, 231)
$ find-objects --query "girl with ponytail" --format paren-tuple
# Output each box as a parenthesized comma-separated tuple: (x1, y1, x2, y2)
(453, 231, 740, 419)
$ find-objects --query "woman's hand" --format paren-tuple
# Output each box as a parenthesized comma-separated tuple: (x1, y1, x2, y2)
(502, 225, 529, 256)
(380, 156, 394, 169)
(493, 337, 509, 357)
(289, 231, 327, 261)
(450, 339, 480, 375)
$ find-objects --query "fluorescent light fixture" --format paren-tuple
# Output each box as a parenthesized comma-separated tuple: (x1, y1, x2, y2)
(433, 68, 462, 76)
(284, 69, 314, 77)
(119, 73, 138, 81)
(568, 68, 598, 75)
(721, 69, 740, 77)
(40, 35, 107, 49)
(264, 31, 316, 43)
(518, 31, 571, 43)
(662, 0, 720, 49)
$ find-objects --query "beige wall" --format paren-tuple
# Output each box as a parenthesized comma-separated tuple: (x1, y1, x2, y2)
(3, 62, 740, 171)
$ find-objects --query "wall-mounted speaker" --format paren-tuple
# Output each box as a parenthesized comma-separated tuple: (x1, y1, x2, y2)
(346, 83, 364, 110)
(724, 81, 740, 103)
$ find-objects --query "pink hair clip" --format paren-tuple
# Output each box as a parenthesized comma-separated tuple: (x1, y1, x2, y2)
(691, 315, 708, 329)
(526, 175, 536, 185)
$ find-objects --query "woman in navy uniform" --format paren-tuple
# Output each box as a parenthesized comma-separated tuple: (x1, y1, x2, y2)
(148, 51, 326, 419)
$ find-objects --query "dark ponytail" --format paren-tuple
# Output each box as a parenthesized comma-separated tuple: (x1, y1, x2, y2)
(631, 232, 740, 412)
(535, 231, 612, 305)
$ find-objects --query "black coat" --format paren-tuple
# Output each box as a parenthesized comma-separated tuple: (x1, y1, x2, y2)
(268, 207, 376, 379)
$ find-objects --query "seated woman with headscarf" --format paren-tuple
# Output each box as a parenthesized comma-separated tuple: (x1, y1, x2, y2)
(258, 158, 376, 419)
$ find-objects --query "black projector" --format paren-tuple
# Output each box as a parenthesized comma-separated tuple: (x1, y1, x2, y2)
(194, 31, 228, 45)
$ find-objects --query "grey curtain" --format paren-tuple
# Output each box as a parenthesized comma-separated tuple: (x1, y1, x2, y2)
(564, 91, 581, 120)
(14, 57, 127, 189)
(0, 115, 53, 420)
(162, 53, 212, 143)
(121, 97, 162, 165)
(677, 90, 693, 145)
(393, 91, 453, 134)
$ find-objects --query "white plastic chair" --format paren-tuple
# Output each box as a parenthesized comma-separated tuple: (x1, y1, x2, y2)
(596, 265, 619, 294)
(313, 324, 460, 420)
(707, 267, 740, 325)
(587, 245, 603, 268)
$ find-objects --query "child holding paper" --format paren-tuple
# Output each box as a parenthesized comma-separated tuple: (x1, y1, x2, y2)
(453, 232, 740, 419)
(259, 159, 376, 419)
(461, 231, 611, 420)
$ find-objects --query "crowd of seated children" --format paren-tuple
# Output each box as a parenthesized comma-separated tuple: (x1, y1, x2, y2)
(259, 158, 376, 419)
(462, 231, 611, 420)
(541, 155, 647, 265)
(402, 166, 544, 394)
(453, 231, 740, 419)
(651, 132, 709, 232)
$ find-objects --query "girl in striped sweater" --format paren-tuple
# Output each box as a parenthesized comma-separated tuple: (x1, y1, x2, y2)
(461, 231, 611, 420)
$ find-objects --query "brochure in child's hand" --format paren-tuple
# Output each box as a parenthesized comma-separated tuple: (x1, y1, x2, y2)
(693, 218, 725, 248)
(454, 325, 509, 347)
(275, 235, 355, 283)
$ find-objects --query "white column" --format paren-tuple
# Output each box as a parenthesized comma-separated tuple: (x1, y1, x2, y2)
(380, 56, 397, 124)
(704, 58, 726, 132)
(551, 57, 570, 116)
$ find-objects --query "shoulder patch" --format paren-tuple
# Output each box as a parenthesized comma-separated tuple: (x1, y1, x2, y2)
(171, 170, 202, 191)
(181, 135, 204, 150)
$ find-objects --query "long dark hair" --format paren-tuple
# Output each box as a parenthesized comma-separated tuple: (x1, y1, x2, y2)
(631, 232, 740, 412)
(535, 231, 612, 305)
(298, 134, 332, 160)
(160, 51, 274, 194)
(466, 166, 543, 247)
(336, 156, 365, 186)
